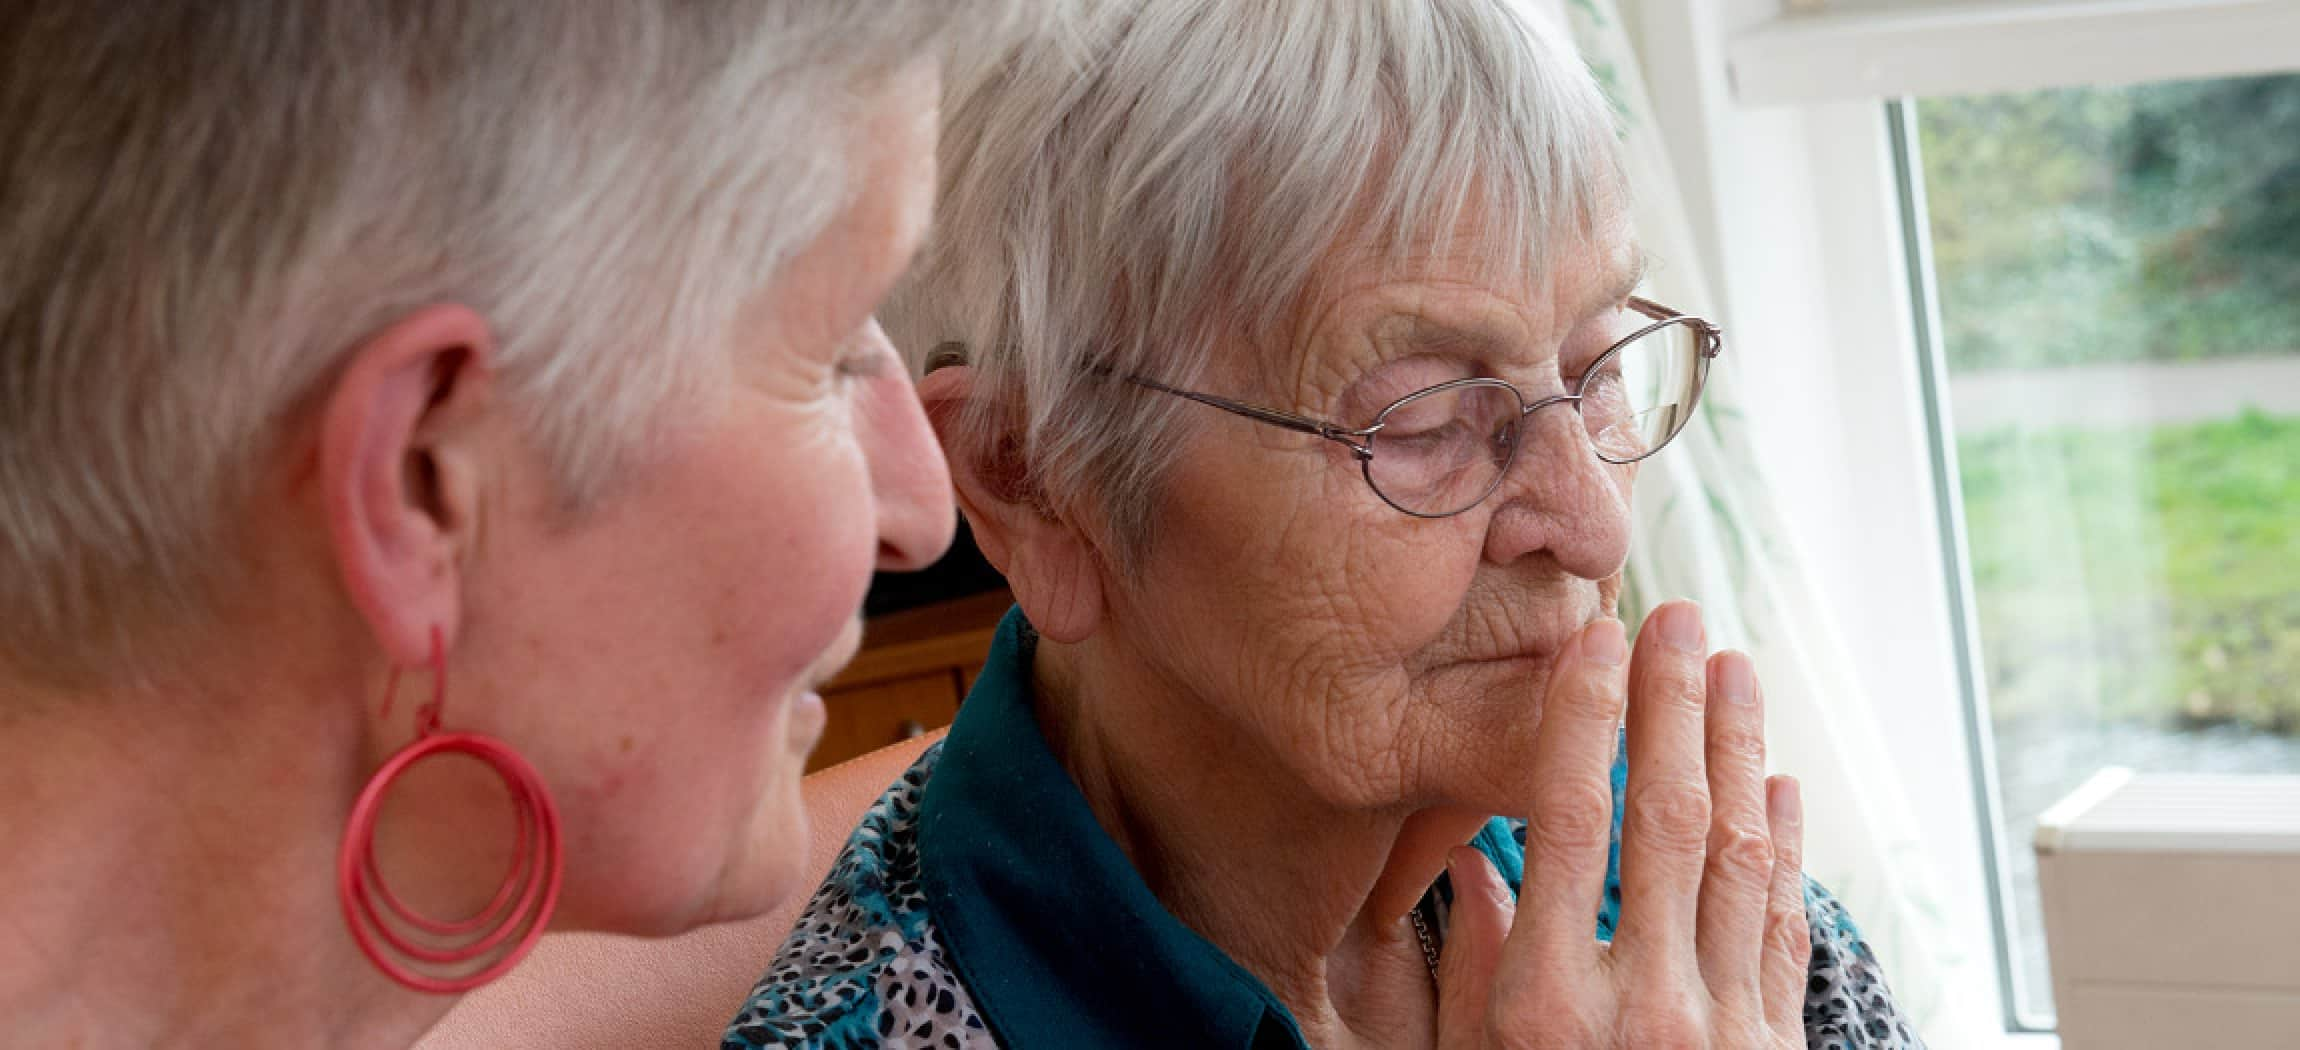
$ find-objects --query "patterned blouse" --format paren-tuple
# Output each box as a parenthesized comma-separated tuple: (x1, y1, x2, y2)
(726, 611, 1926, 1049)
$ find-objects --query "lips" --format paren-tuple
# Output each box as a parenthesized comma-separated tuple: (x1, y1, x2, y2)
(1423, 595, 1602, 673)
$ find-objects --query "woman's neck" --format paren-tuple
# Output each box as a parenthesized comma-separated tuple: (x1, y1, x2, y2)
(1033, 637, 1490, 1048)
(0, 669, 459, 1050)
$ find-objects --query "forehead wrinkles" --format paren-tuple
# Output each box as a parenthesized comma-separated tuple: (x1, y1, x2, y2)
(1279, 277, 1549, 406)
(1236, 201, 1638, 413)
(1236, 159, 1633, 397)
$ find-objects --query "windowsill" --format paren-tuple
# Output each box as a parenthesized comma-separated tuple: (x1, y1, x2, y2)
(1727, 0, 2300, 105)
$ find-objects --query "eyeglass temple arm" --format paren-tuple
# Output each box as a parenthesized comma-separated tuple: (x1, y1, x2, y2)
(1125, 376, 1378, 450)
(1627, 296, 1726, 359)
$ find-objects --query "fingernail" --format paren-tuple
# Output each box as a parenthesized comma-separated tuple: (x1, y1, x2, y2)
(1583, 618, 1627, 667)
(1443, 845, 1478, 894)
(1655, 601, 1704, 653)
(1717, 653, 1758, 705)
(1771, 777, 1803, 827)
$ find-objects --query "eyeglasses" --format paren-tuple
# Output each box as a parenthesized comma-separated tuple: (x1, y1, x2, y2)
(1129, 297, 1723, 518)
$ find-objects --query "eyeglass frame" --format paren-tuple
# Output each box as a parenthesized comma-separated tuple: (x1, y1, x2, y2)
(1122, 296, 1725, 519)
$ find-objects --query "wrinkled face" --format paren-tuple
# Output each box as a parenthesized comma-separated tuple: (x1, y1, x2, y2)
(1110, 205, 1647, 814)
(463, 68, 952, 932)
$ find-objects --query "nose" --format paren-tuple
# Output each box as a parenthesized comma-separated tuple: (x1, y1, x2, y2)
(856, 321, 957, 571)
(1478, 399, 1633, 578)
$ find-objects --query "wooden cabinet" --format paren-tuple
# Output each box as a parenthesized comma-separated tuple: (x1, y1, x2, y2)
(807, 590, 1010, 772)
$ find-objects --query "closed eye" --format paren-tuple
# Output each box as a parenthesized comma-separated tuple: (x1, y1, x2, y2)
(1567, 352, 1625, 391)
(833, 332, 897, 384)
(836, 352, 891, 380)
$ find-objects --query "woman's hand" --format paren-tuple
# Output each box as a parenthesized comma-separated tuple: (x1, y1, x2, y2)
(1435, 601, 1810, 1049)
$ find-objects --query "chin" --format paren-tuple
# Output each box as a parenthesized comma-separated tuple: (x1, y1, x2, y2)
(704, 793, 813, 926)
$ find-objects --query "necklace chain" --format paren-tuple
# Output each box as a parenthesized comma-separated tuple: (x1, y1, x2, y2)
(1407, 899, 1442, 981)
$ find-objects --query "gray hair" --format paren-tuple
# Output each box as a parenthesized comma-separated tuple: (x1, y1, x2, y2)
(885, 0, 1622, 566)
(0, 1, 1000, 680)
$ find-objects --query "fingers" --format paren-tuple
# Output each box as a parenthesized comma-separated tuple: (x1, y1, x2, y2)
(1760, 776, 1813, 1039)
(1434, 846, 1513, 1050)
(1694, 650, 1774, 1000)
(1497, 619, 1628, 986)
(1614, 600, 1712, 966)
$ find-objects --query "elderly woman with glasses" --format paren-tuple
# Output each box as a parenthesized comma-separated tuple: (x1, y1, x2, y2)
(727, 3, 1923, 1048)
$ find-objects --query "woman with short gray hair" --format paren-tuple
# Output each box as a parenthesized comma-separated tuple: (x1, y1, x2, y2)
(0, 3, 987, 1046)
(728, 2, 1922, 1047)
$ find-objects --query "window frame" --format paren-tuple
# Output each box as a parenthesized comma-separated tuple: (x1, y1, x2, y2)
(1728, 0, 2300, 108)
(1885, 95, 2041, 1031)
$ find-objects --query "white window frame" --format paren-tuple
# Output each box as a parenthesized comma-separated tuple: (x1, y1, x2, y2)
(1623, 0, 2300, 1044)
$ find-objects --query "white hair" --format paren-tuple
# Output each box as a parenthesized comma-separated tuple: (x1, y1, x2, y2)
(0, 0, 1007, 681)
(885, 0, 1623, 567)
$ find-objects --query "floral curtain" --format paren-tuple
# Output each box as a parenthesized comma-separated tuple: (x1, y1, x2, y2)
(1552, 0, 1996, 1040)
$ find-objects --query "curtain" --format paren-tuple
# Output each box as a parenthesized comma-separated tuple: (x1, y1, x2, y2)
(1551, 0, 1997, 1041)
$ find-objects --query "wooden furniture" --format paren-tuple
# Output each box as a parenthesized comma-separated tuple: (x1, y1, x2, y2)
(807, 589, 1011, 772)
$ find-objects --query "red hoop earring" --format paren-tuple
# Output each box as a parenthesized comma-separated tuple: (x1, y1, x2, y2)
(337, 626, 563, 994)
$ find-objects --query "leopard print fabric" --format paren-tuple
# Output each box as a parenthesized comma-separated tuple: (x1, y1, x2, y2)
(724, 743, 1926, 1049)
(723, 757, 993, 1049)
(1803, 890, 1926, 1048)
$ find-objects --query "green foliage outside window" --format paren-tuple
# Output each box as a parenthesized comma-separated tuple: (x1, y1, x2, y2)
(1958, 410, 2300, 732)
(1921, 75, 2300, 370)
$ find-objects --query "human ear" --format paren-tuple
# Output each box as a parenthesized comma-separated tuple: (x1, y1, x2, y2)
(917, 364, 1103, 643)
(318, 304, 496, 666)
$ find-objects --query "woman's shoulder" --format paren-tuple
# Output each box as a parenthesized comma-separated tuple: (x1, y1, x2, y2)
(722, 743, 997, 1049)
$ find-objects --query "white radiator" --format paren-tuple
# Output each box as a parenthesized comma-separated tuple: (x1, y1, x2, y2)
(2034, 767, 2300, 1049)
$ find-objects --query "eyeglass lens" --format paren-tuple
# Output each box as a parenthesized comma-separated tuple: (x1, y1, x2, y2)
(1363, 318, 1707, 516)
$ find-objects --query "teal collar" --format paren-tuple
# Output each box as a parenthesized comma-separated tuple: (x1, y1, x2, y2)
(917, 608, 1306, 1049)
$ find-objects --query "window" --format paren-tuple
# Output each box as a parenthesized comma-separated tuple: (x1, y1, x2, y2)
(1636, 3, 2300, 1039)
(1904, 73, 2300, 1026)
